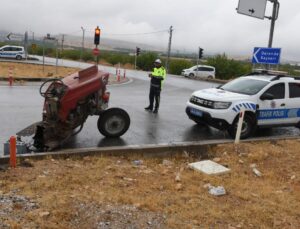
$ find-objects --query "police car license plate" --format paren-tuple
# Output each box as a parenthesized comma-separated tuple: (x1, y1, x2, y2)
(190, 108, 203, 117)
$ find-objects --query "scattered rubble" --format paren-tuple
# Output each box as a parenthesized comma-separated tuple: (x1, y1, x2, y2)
(208, 186, 227, 196)
(189, 160, 230, 175)
(253, 168, 263, 177)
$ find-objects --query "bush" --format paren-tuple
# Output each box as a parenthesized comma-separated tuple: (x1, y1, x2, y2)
(136, 52, 158, 71)
(82, 52, 94, 62)
(61, 50, 80, 60)
(169, 59, 193, 75)
(206, 54, 251, 80)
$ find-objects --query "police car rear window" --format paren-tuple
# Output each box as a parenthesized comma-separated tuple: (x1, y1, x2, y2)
(289, 83, 300, 98)
(221, 78, 269, 95)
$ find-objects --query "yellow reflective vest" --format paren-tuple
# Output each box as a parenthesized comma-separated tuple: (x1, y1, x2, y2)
(151, 67, 166, 88)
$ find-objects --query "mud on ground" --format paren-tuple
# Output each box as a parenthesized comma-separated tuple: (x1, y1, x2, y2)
(0, 140, 299, 228)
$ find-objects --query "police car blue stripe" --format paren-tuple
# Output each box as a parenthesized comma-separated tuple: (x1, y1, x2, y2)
(232, 108, 237, 112)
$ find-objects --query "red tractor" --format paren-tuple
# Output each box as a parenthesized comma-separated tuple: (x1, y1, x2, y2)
(25, 65, 130, 151)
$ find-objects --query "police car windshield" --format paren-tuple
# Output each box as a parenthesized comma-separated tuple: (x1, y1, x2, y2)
(221, 78, 269, 95)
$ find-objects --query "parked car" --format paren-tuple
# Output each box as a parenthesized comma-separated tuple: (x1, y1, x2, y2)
(186, 70, 300, 139)
(0, 45, 25, 60)
(182, 65, 215, 79)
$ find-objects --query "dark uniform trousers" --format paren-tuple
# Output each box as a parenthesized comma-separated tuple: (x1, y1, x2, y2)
(149, 84, 161, 110)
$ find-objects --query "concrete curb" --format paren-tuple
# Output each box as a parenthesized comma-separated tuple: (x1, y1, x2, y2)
(0, 136, 299, 164)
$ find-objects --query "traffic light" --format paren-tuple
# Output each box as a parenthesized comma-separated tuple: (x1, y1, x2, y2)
(199, 48, 204, 59)
(94, 26, 101, 45)
(136, 47, 141, 56)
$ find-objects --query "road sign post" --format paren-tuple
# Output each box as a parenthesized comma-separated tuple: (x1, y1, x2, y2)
(237, 0, 280, 68)
(237, 0, 267, 19)
(252, 47, 281, 65)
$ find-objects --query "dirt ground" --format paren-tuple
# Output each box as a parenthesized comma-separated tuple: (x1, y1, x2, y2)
(0, 62, 129, 85)
(0, 62, 80, 78)
(0, 140, 299, 229)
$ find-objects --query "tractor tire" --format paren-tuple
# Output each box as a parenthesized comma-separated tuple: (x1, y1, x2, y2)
(228, 114, 256, 139)
(97, 108, 130, 138)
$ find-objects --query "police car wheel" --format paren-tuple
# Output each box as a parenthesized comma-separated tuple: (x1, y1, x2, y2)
(16, 55, 22, 60)
(228, 114, 255, 139)
(98, 108, 130, 138)
(189, 73, 195, 78)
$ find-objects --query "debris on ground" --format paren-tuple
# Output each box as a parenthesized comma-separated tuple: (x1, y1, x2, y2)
(253, 168, 263, 177)
(0, 139, 300, 228)
(162, 159, 173, 167)
(208, 186, 227, 196)
(188, 160, 230, 175)
(132, 160, 143, 166)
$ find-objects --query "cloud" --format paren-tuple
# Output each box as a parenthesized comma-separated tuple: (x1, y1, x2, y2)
(1, 0, 299, 61)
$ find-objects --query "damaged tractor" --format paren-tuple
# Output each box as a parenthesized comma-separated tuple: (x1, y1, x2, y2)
(15, 65, 130, 152)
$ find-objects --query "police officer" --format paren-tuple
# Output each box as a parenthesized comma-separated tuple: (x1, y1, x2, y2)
(145, 59, 166, 113)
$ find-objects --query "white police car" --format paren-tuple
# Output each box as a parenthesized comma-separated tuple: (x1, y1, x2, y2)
(186, 70, 300, 139)
(0, 45, 25, 60)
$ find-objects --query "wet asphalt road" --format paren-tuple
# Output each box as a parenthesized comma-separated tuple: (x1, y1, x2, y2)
(0, 58, 299, 154)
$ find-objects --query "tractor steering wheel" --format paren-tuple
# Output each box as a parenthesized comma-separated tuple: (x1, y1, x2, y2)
(39, 79, 65, 98)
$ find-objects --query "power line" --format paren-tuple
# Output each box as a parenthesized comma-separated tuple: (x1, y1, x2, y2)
(102, 29, 169, 36)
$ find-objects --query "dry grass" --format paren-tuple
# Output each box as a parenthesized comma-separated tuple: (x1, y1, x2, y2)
(0, 62, 80, 78)
(0, 140, 300, 228)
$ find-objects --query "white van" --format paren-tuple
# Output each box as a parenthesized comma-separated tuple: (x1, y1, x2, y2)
(0, 45, 25, 60)
(182, 65, 216, 79)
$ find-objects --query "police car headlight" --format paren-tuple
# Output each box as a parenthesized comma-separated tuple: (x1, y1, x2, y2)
(213, 101, 232, 109)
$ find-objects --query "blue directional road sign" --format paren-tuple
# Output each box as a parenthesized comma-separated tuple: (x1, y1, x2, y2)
(252, 47, 281, 65)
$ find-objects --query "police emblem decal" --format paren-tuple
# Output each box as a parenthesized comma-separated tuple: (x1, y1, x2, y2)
(271, 101, 276, 108)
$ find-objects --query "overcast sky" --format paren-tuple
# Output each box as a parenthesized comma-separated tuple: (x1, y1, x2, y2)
(1, 0, 300, 61)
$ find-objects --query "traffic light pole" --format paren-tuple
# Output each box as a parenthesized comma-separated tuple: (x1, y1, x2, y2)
(95, 44, 99, 66)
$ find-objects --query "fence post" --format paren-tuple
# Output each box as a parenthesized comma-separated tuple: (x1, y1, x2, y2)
(235, 108, 245, 144)
(9, 136, 17, 168)
(8, 66, 14, 86)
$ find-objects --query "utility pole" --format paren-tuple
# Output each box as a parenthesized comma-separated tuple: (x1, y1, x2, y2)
(61, 34, 65, 52)
(30, 31, 35, 41)
(80, 26, 85, 61)
(165, 25, 173, 73)
(24, 31, 28, 60)
(267, 0, 279, 48)
(196, 47, 200, 76)
(56, 39, 59, 74)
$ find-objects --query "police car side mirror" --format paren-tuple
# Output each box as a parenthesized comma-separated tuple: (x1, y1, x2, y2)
(260, 93, 274, 101)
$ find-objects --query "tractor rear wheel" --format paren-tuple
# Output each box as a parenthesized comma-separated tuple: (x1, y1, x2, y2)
(97, 108, 130, 138)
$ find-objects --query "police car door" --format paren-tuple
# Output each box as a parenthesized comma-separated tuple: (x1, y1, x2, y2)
(257, 82, 289, 126)
(285, 82, 300, 125)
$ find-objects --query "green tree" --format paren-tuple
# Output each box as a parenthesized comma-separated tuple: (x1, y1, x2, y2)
(169, 59, 193, 75)
(136, 52, 158, 71)
(207, 54, 251, 80)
